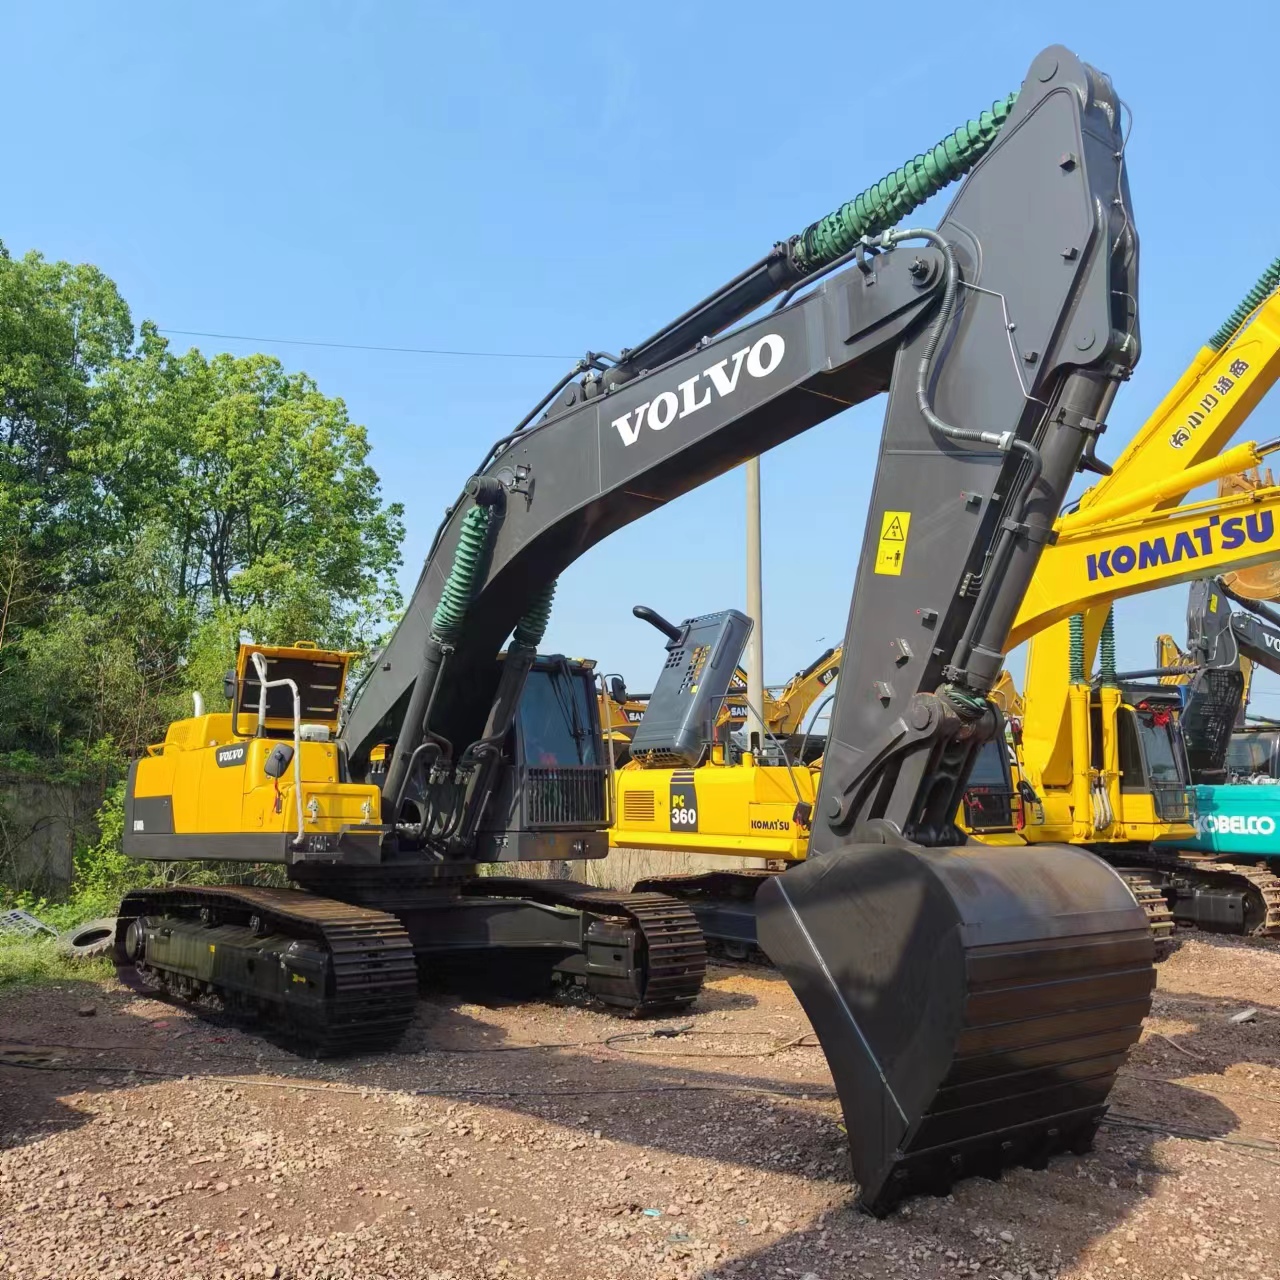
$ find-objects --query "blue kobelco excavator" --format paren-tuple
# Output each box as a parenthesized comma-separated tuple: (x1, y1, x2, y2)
(1153, 572, 1280, 932)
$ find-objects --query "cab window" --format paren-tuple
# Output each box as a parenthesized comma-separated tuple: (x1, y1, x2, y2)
(517, 667, 599, 767)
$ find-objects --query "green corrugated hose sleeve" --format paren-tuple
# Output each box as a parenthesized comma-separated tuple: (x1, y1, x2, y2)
(1209, 256, 1280, 352)
(1100, 608, 1117, 688)
(792, 93, 1018, 273)
(431, 504, 496, 645)
(1069, 614, 1085, 684)
(513, 581, 557, 650)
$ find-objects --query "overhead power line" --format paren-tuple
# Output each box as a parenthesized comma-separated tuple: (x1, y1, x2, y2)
(157, 328, 576, 360)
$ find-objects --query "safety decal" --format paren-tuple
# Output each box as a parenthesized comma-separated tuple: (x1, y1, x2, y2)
(874, 511, 911, 576)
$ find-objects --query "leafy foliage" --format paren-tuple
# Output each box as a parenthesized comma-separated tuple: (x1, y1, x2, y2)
(0, 240, 404, 909)
(0, 241, 404, 760)
(0, 932, 111, 990)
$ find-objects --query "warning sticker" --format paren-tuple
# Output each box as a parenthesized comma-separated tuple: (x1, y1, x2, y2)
(874, 510, 911, 576)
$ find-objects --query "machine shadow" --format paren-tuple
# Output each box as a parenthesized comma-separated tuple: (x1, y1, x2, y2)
(0, 972, 166, 1151)
(383, 978, 846, 1185)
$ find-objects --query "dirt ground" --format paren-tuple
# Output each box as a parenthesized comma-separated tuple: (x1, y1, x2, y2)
(3, 933, 1280, 1280)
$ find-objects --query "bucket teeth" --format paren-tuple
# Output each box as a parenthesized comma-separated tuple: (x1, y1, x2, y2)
(756, 842, 1153, 1215)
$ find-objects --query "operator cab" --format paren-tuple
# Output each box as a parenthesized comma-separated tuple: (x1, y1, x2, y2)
(962, 735, 1021, 834)
(1101, 684, 1194, 822)
(1226, 726, 1280, 781)
(382, 653, 610, 862)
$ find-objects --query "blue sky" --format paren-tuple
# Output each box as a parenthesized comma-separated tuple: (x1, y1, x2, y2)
(7, 2, 1280, 709)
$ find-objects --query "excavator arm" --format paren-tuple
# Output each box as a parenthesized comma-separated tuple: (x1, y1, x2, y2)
(1185, 578, 1280, 677)
(1177, 578, 1280, 781)
(1208, 580, 1280, 673)
(760, 646, 841, 737)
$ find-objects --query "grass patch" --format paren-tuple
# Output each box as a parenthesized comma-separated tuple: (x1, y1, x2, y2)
(0, 889, 119, 992)
(0, 935, 111, 991)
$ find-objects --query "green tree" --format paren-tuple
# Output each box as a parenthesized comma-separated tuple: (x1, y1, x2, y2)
(86, 335, 404, 650)
(0, 242, 133, 554)
(0, 247, 405, 759)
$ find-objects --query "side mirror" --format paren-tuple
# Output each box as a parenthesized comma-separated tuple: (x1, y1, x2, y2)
(264, 743, 295, 779)
(609, 676, 628, 705)
(223, 668, 238, 703)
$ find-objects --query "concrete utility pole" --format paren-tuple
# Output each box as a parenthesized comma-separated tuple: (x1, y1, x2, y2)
(744, 456, 765, 751)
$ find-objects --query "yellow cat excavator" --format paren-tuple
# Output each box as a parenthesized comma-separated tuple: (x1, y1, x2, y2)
(113, 48, 1160, 1212)
(613, 253, 1280, 957)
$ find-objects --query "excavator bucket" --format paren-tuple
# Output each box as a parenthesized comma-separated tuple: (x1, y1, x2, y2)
(755, 842, 1153, 1215)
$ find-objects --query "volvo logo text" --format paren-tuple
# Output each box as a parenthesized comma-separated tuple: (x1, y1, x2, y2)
(610, 334, 786, 447)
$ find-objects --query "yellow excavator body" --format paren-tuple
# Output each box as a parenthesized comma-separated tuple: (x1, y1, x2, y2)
(614, 748, 814, 862)
(127, 643, 382, 857)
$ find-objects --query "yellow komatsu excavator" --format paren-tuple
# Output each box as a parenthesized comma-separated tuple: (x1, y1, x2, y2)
(1003, 262, 1280, 941)
(612, 254, 1280, 956)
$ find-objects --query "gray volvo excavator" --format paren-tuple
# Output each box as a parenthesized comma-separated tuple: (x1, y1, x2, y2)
(116, 46, 1150, 1213)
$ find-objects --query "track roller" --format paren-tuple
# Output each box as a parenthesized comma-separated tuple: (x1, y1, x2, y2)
(1117, 872, 1177, 959)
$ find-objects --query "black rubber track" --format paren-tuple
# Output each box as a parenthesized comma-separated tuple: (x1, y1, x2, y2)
(465, 878, 707, 1012)
(115, 885, 418, 1055)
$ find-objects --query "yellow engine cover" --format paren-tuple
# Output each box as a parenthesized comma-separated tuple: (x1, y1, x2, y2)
(611, 758, 814, 861)
(131, 710, 381, 840)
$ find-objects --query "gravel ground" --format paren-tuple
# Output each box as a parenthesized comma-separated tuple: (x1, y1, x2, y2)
(3, 931, 1280, 1280)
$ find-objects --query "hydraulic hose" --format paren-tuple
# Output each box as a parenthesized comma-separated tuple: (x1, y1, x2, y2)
(382, 484, 504, 817)
(795, 692, 837, 769)
(792, 94, 1018, 273)
(1099, 608, 1118, 688)
(735, 693, 808, 811)
(876, 227, 1033, 464)
(546, 96, 1019, 397)
(432, 502, 499, 645)
(876, 225, 1042, 684)
(513, 581, 557, 649)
